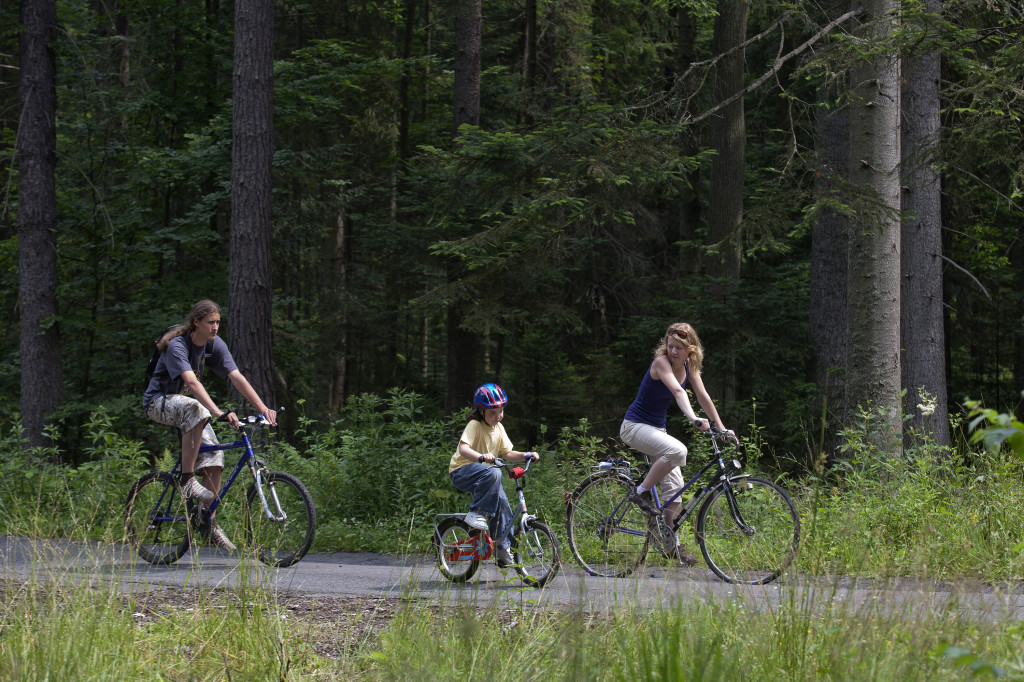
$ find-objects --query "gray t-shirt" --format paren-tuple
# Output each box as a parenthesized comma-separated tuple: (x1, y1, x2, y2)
(143, 334, 238, 409)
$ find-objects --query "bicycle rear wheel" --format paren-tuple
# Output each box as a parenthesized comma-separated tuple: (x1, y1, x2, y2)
(124, 472, 192, 565)
(566, 473, 649, 577)
(244, 471, 317, 568)
(434, 518, 481, 583)
(512, 520, 561, 588)
(695, 476, 799, 585)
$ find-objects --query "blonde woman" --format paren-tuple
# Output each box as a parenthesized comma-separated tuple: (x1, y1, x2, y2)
(620, 323, 735, 564)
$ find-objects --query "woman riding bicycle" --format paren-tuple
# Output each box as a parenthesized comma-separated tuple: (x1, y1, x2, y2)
(142, 299, 277, 551)
(621, 323, 735, 563)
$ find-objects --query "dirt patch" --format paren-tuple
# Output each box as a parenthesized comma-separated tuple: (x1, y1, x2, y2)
(1, 579, 413, 662)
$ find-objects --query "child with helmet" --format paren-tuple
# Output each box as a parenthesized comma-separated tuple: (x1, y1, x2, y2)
(448, 383, 538, 567)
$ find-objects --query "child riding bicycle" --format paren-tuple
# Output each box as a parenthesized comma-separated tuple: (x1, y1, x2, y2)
(448, 383, 537, 568)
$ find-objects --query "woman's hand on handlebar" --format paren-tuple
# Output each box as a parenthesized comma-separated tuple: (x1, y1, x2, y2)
(706, 422, 740, 444)
(692, 417, 711, 432)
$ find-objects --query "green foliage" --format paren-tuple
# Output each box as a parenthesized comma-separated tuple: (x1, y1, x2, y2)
(799, 404, 1024, 580)
(0, 409, 152, 538)
(966, 394, 1024, 458)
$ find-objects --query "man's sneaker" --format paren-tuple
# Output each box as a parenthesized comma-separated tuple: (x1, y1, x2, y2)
(628, 488, 659, 516)
(209, 524, 237, 552)
(463, 511, 489, 531)
(181, 477, 215, 505)
(494, 545, 514, 568)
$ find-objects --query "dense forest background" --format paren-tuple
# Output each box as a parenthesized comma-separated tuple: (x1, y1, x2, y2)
(2, 0, 1023, 469)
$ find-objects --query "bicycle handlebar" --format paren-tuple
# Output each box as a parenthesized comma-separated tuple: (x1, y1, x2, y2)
(228, 407, 285, 430)
(492, 453, 537, 474)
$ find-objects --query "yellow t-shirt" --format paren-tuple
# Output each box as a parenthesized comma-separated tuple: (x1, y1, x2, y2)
(449, 419, 514, 473)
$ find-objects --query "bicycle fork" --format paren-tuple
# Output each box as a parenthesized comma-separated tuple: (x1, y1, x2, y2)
(720, 477, 756, 536)
(250, 462, 288, 522)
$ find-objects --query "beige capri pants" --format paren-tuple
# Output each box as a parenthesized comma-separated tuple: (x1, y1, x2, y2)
(619, 419, 688, 501)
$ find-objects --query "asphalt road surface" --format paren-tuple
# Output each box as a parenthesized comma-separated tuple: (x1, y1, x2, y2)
(3, 535, 1023, 620)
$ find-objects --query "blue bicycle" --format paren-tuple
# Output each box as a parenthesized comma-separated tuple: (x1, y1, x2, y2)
(124, 412, 316, 568)
(566, 427, 799, 584)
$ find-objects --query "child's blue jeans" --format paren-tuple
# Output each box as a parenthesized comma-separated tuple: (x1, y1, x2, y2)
(450, 463, 513, 549)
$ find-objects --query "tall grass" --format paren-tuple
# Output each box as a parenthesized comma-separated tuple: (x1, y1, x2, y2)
(4, 568, 1023, 681)
(362, 593, 1024, 681)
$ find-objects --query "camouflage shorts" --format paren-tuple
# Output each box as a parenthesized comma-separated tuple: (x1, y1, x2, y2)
(146, 394, 224, 471)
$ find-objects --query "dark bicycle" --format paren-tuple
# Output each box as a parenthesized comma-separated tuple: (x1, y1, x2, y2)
(565, 426, 799, 584)
(124, 412, 316, 568)
(433, 455, 561, 588)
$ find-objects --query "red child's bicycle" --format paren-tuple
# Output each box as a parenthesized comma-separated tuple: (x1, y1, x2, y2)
(432, 456, 561, 588)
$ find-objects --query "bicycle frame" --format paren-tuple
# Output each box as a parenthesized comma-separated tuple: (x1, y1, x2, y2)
(161, 418, 287, 523)
(599, 429, 747, 539)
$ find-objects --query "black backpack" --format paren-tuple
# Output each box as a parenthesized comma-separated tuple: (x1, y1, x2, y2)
(144, 326, 211, 392)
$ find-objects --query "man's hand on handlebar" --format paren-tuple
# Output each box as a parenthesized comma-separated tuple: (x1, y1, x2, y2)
(217, 410, 239, 429)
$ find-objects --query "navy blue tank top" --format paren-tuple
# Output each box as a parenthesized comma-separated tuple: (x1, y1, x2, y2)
(623, 360, 689, 428)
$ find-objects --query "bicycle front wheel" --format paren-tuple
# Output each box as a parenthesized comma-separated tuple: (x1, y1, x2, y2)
(125, 472, 192, 565)
(566, 473, 649, 577)
(512, 520, 561, 588)
(244, 471, 317, 568)
(695, 476, 799, 585)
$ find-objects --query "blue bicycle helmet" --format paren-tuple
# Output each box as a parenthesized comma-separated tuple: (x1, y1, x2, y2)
(473, 383, 508, 409)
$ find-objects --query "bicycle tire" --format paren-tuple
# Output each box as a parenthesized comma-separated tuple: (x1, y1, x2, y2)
(243, 471, 317, 568)
(434, 518, 481, 583)
(124, 472, 192, 565)
(512, 520, 562, 588)
(566, 472, 649, 577)
(695, 476, 799, 585)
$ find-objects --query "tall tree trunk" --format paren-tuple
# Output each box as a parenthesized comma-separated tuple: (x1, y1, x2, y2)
(810, 3, 852, 458)
(445, 0, 483, 413)
(846, 0, 902, 451)
(228, 0, 276, 408)
(17, 0, 64, 453)
(901, 0, 949, 447)
(675, 2, 701, 269)
(330, 205, 348, 412)
(705, 0, 748, 405)
(399, 0, 416, 160)
(1013, 218, 1024, 401)
(810, 92, 850, 457)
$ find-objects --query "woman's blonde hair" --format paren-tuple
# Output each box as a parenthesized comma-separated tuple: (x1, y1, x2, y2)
(653, 322, 704, 373)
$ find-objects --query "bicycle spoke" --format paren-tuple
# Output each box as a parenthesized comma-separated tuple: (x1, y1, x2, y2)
(566, 474, 649, 577)
(124, 473, 191, 565)
(435, 518, 481, 583)
(244, 471, 317, 568)
(512, 520, 561, 588)
(696, 477, 799, 584)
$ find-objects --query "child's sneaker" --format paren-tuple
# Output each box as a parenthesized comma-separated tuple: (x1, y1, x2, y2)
(181, 477, 215, 504)
(494, 545, 514, 567)
(463, 511, 488, 531)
